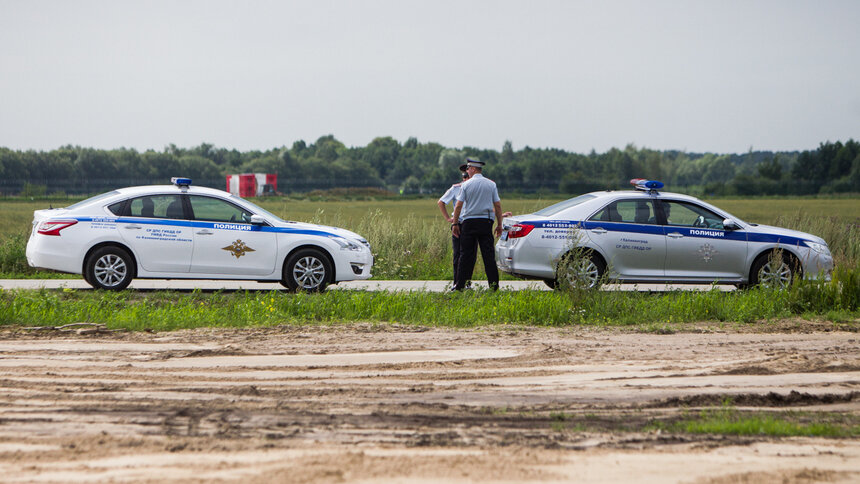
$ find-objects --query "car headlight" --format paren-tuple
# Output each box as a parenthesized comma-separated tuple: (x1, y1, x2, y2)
(332, 237, 362, 251)
(804, 241, 829, 254)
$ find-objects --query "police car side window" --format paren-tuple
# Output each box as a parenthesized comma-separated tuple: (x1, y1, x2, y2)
(589, 202, 622, 222)
(662, 201, 724, 229)
(128, 195, 184, 219)
(189, 196, 252, 223)
(589, 200, 657, 224)
(107, 201, 126, 216)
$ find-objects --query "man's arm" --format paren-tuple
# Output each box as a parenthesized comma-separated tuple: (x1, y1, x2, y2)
(437, 200, 453, 223)
(452, 200, 464, 237)
(493, 201, 503, 238)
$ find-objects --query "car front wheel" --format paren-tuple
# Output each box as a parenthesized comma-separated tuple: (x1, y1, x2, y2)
(749, 251, 800, 289)
(282, 248, 332, 292)
(85, 246, 134, 290)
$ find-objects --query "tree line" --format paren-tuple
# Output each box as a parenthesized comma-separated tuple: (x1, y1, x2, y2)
(1, 136, 857, 196)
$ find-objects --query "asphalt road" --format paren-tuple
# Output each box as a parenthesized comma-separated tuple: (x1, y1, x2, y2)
(0, 279, 734, 292)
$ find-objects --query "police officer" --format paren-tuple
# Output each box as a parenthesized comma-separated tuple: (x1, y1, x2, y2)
(451, 157, 503, 291)
(437, 164, 469, 287)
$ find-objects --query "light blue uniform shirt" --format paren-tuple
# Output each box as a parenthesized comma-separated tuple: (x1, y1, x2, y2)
(439, 183, 462, 206)
(455, 173, 500, 221)
(440, 183, 464, 222)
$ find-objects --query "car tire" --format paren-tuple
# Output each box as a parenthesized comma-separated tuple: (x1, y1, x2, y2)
(85, 246, 134, 290)
(282, 248, 332, 292)
(556, 250, 605, 290)
(749, 251, 800, 289)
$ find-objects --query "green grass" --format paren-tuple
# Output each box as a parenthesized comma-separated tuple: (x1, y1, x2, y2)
(648, 405, 860, 438)
(2, 271, 857, 330)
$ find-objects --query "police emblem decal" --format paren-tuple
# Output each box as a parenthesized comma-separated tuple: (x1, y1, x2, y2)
(697, 243, 719, 262)
(222, 239, 256, 258)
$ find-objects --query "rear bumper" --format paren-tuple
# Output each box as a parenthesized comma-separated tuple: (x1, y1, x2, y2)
(26, 235, 83, 274)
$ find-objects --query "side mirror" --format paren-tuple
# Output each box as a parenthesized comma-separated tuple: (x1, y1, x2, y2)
(249, 214, 267, 225)
(723, 218, 740, 231)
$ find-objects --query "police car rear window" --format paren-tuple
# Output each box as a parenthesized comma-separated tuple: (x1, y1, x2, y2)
(66, 191, 120, 210)
(534, 194, 595, 217)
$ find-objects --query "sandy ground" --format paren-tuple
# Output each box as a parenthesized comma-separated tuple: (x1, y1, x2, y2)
(0, 323, 858, 483)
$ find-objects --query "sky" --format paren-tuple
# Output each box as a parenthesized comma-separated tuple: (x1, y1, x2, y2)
(1, 0, 858, 155)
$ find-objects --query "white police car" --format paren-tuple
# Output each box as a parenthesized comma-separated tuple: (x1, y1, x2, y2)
(26, 178, 373, 291)
(496, 179, 833, 289)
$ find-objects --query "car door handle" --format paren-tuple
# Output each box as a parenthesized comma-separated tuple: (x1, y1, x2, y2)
(196, 229, 214, 235)
(590, 228, 607, 234)
(667, 232, 684, 239)
(124, 224, 142, 229)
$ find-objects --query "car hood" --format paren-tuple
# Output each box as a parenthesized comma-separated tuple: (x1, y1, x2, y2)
(273, 220, 365, 241)
(746, 223, 826, 245)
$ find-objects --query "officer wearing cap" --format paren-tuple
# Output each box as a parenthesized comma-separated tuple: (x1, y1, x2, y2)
(451, 157, 503, 291)
(437, 164, 470, 287)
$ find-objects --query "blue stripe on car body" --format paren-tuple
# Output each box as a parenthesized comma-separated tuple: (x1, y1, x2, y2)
(517, 219, 811, 245)
(68, 217, 340, 238)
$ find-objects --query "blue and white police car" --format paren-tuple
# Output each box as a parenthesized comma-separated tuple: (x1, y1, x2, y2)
(496, 179, 833, 289)
(26, 178, 373, 291)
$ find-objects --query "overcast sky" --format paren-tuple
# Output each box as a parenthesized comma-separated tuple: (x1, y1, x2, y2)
(1, 0, 858, 154)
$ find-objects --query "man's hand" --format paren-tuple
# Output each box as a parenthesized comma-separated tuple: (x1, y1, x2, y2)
(494, 224, 502, 238)
(452, 224, 460, 237)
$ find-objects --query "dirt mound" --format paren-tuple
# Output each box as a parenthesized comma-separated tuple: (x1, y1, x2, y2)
(651, 390, 860, 408)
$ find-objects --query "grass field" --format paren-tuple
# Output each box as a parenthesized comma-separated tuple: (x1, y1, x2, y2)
(2, 195, 859, 279)
(2, 194, 858, 333)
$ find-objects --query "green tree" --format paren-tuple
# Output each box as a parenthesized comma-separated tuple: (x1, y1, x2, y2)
(362, 136, 401, 182)
(178, 155, 221, 181)
(500, 140, 514, 164)
(757, 156, 783, 180)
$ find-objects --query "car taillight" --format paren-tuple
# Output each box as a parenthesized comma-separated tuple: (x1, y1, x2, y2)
(506, 223, 534, 239)
(37, 220, 78, 236)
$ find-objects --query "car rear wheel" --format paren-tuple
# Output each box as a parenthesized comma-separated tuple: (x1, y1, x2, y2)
(85, 246, 134, 290)
(749, 251, 800, 289)
(553, 250, 605, 290)
(281, 248, 332, 292)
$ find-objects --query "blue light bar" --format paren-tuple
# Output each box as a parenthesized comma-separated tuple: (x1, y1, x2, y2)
(630, 178, 664, 191)
(171, 177, 192, 187)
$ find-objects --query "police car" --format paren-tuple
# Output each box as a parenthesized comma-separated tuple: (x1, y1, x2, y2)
(26, 178, 373, 291)
(496, 179, 833, 289)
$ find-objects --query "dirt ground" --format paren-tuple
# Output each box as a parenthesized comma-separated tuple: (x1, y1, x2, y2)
(0, 322, 858, 483)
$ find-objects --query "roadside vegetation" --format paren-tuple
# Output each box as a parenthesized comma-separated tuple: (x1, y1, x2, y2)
(1, 263, 857, 330)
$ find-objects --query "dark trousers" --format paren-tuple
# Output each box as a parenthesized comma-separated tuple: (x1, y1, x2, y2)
(454, 218, 499, 290)
(451, 232, 462, 284)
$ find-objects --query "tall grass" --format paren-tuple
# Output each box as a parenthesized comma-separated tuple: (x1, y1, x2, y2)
(1, 198, 857, 280)
(310, 208, 454, 280)
(773, 213, 860, 268)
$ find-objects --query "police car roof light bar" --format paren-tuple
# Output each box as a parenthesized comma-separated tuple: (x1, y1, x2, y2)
(171, 177, 192, 187)
(629, 178, 664, 194)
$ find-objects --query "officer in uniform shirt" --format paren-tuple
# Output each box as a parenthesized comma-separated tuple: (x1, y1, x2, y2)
(437, 164, 470, 287)
(451, 157, 503, 291)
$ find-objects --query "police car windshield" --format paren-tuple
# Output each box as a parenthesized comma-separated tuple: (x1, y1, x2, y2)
(534, 194, 596, 217)
(232, 196, 284, 222)
(66, 191, 121, 210)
